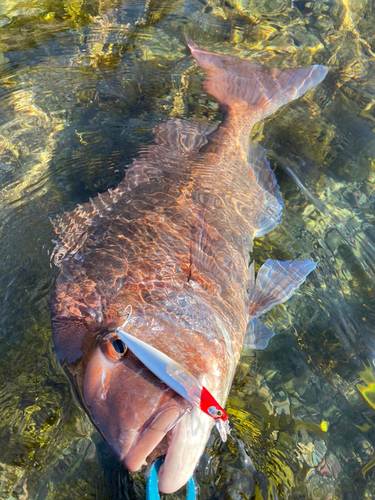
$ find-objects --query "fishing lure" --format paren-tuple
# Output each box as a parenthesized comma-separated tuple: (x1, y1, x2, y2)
(115, 327, 230, 442)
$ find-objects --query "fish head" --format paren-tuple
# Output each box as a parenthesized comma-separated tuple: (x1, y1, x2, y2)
(52, 304, 233, 493)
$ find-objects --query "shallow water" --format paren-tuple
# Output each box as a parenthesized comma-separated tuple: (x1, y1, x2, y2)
(0, 0, 375, 499)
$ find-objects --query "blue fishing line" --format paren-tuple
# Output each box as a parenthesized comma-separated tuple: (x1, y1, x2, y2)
(146, 456, 196, 500)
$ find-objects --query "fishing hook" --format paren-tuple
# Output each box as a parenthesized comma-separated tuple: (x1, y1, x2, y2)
(164, 402, 193, 433)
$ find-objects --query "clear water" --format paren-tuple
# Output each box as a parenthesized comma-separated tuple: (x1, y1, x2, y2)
(1, 0, 375, 499)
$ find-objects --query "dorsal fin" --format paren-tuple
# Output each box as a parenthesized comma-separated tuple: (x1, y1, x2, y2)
(52, 204, 93, 263)
(52, 119, 218, 262)
(122, 119, 219, 190)
(52, 187, 125, 264)
(153, 119, 219, 153)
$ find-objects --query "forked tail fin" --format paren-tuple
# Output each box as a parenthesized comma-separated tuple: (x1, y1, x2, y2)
(186, 38, 328, 121)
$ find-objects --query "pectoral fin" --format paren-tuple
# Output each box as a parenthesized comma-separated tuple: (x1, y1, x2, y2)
(248, 259, 317, 318)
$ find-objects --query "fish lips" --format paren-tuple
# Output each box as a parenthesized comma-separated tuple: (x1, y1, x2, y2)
(122, 401, 214, 494)
(122, 405, 181, 472)
(122, 397, 214, 493)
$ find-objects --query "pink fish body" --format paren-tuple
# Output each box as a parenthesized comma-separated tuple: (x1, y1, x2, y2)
(51, 38, 327, 493)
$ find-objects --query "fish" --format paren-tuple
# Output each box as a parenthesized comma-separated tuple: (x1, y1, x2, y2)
(50, 38, 328, 494)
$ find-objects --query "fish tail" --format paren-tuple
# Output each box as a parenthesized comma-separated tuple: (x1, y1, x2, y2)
(186, 37, 328, 122)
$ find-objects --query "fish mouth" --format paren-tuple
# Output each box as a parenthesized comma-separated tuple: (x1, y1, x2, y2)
(82, 337, 218, 493)
(122, 406, 182, 472)
(122, 405, 213, 494)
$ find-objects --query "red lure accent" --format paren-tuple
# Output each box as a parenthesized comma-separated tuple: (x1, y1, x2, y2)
(200, 386, 228, 421)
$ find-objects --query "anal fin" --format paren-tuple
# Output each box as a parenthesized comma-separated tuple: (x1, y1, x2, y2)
(243, 317, 275, 351)
(248, 259, 317, 318)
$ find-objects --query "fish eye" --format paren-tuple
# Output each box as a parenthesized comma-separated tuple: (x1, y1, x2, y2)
(110, 336, 128, 357)
(216, 409, 223, 418)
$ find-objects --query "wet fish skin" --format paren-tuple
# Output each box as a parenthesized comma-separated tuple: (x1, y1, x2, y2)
(51, 40, 327, 493)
